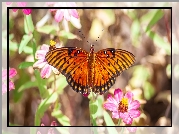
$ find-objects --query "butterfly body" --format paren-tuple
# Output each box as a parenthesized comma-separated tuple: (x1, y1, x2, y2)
(45, 45, 135, 95)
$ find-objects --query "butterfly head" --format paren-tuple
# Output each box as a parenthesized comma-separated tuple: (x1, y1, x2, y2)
(90, 44, 94, 53)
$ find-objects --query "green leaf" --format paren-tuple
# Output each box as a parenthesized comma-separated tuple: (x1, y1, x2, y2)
(103, 110, 116, 126)
(37, 25, 57, 35)
(146, 30, 171, 55)
(9, 34, 14, 40)
(24, 14, 34, 34)
(50, 75, 68, 94)
(143, 81, 155, 100)
(19, 34, 33, 54)
(18, 81, 37, 92)
(131, 19, 141, 47)
(140, 9, 164, 32)
(166, 64, 171, 78)
(18, 62, 34, 69)
(9, 41, 18, 51)
(103, 111, 118, 134)
(32, 39, 37, 60)
(35, 91, 58, 126)
(92, 126, 98, 134)
(34, 70, 48, 98)
(52, 110, 70, 126)
(59, 30, 78, 39)
(23, 45, 33, 54)
(130, 65, 150, 88)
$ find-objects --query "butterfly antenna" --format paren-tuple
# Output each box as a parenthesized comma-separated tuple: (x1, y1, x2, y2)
(95, 29, 104, 42)
(79, 30, 94, 47)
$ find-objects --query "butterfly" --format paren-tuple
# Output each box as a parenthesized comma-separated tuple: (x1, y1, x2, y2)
(45, 43, 135, 95)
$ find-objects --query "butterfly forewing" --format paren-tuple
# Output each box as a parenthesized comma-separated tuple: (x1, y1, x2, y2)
(45, 47, 89, 94)
(96, 48, 135, 76)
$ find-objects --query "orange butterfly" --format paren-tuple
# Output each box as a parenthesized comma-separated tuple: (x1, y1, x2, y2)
(45, 43, 135, 95)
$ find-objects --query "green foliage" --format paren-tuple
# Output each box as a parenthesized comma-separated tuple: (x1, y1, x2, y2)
(146, 31, 171, 55)
(140, 9, 164, 32)
(34, 70, 49, 98)
(59, 30, 78, 39)
(18, 81, 38, 92)
(37, 25, 58, 35)
(143, 81, 155, 100)
(18, 62, 34, 69)
(52, 110, 70, 126)
(35, 91, 58, 126)
(24, 14, 34, 34)
(18, 34, 33, 54)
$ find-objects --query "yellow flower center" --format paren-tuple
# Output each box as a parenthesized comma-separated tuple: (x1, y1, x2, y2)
(118, 98, 128, 113)
(50, 40, 56, 46)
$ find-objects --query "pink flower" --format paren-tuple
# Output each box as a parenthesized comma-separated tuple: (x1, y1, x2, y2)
(126, 127, 137, 133)
(83, 92, 89, 97)
(40, 121, 57, 126)
(46, 2, 79, 22)
(6, 2, 32, 15)
(2, 68, 17, 95)
(103, 88, 140, 125)
(33, 41, 59, 79)
(37, 121, 57, 134)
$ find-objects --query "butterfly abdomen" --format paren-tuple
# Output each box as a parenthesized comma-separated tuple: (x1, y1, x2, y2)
(88, 50, 95, 88)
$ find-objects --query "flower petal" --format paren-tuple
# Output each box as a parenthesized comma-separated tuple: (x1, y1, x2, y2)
(55, 10, 64, 22)
(17, 2, 27, 7)
(2, 83, 7, 95)
(22, 9, 32, 15)
(124, 91, 133, 103)
(2, 69, 7, 81)
(6, 2, 12, 5)
(41, 44, 49, 51)
(83, 92, 89, 97)
(114, 88, 123, 102)
(33, 60, 47, 69)
(104, 102, 118, 111)
(126, 127, 137, 133)
(12, 9, 18, 12)
(128, 109, 140, 118)
(63, 9, 70, 21)
(51, 121, 57, 126)
(70, 16, 81, 29)
(35, 50, 47, 59)
(121, 113, 133, 124)
(41, 64, 52, 78)
(129, 100, 140, 110)
(69, 9, 79, 19)
(9, 68, 17, 78)
(112, 111, 120, 118)
(106, 94, 118, 105)
(9, 80, 15, 90)
(52, 67, 60, 74)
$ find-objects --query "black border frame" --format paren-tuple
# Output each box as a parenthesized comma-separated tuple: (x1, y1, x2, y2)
(7, 6, 172, 128)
